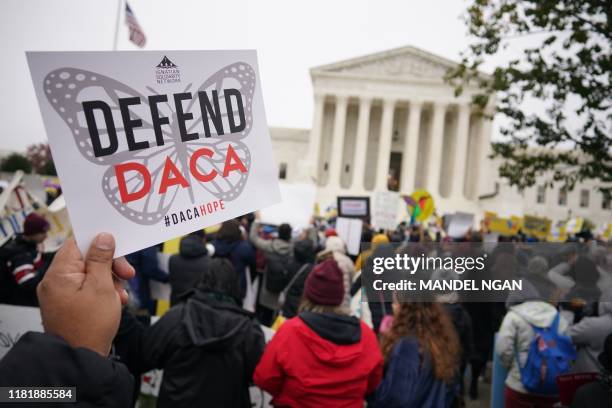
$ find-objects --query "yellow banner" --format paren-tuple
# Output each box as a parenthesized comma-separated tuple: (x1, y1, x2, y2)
(523, 215, 552, 240)
(484, 212, 521, 236)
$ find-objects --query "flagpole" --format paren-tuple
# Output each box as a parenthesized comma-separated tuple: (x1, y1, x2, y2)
(112, 0, 123, 50)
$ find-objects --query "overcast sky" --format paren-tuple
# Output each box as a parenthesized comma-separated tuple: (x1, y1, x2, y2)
(1, 0, 523, 152)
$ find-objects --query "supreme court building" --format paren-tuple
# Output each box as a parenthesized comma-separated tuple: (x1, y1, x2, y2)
(270, 45, 611, 226)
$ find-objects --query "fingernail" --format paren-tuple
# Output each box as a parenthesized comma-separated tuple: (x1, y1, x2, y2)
(95, 233, 114, 250)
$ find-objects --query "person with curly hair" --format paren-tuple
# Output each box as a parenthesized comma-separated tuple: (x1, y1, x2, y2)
(368, 301, 462, 408)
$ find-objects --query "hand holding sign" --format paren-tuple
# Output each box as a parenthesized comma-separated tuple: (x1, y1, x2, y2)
(37, 234, 134, 356)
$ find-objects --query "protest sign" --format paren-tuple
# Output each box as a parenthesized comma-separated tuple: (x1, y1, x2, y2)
(337, 196, 370, 219)
(523, 215, 551, 240)
(565, 217, 584, 235)
(0, 305, 43, 360)
(372, 191, 399, 231)
(260, 182, 316, 229)
(600, 223, 612, 240)
(27, 51, 281, 256)
(403, 189, 434, 223)
(483, 211, 521, 236)
(548, 220, 568, 242)
(336, 217, 363, 256)
(447, 212, 474, 238)
(42, 195, 72, 252)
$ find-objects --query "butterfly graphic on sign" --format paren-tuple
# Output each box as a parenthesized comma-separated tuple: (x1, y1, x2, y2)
(42, 61, 255, 225)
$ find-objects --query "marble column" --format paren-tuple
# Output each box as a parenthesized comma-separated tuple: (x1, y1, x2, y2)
(328, 96, 348, 189)
(426, 101, 447, 195)
(476, 110, 494, 197)
(350, 96, 372, 191)
(375, 98, 396, 191)
(307, 93, 325, 180)
(450, 103, 470, 199)
(400, 100, 422, 194)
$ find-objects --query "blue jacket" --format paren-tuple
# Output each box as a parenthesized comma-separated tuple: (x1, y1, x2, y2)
(126, 246, 169, 314)
(367, 336, 450, 408)
(211, 239, 256, 295)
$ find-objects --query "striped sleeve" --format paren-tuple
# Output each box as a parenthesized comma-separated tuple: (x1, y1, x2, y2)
(8, 253, 40, 285)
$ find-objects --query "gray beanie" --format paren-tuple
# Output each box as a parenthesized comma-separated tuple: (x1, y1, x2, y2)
(527, 256, 549, 277)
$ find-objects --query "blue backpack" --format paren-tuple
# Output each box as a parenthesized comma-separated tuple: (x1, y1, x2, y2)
(516, 313, 577, 395)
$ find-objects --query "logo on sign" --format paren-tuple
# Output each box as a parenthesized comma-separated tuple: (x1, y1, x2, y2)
(155, 56, 180, 84)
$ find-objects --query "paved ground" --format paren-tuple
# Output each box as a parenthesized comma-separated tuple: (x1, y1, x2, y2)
(465, 364, 493, 408)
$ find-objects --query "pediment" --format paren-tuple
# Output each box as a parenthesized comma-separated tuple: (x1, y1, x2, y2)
(312, 45, 458, 80)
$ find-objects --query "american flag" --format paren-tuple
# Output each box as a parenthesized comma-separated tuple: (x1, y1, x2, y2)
(125, 2, 146, 48)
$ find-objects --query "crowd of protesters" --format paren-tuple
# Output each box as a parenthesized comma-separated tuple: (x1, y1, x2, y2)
(0, 210, 611, 408)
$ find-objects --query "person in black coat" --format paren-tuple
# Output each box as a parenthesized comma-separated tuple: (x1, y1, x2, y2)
(281, 238, 316, 318)
(168, 231, 210, 306)
(444, 301, 474, 402)
(0, 213, 50, 306)
(212, 220, 256, 299)
(140, 258, 265, 408)
(0, 233, 136, 408)
(113, 307, 148, 406)
(572, 332, 612, 407)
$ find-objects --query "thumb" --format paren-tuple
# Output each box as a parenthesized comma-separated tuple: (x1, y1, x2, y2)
(84, 233, 116, 290)
(44, 237, 83, 278)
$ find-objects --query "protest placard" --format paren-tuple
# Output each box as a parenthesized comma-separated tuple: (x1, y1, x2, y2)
(337, 196, 370, 219)
(600, 223, 612, 240)
(27, 51, 281, 256)
(484, 212, 521, 236)
(336, 217, 363, 256)
(523, 215, 551, 240)
(402, 189, 435, 223)
(565, 217, 584, 235)
(0, 305, 43, 360)
(447, 212, 474, 238)
(372, 191, 399, 231)
(548, 220, 568, 242)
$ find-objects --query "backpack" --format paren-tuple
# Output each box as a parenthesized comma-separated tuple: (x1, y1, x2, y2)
(277, 263, 310, 309)
(516, 313, 577, 395)
(265, 249, 292, 293)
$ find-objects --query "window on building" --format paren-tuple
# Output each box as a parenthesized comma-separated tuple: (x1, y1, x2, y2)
(278, 163, 287, 180)
(536, 186, 546, 204)
(345, 164, 350, 173)
(324, 162, 329, 171)
(558, 189, 567, 206)
(579, 189, 589, 208)
(603, 195, 610, 210)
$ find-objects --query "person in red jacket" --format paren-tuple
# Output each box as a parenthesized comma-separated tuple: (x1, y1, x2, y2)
(254, 258, 383, 408)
